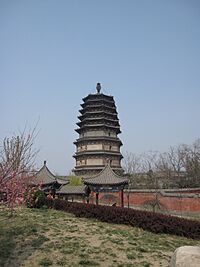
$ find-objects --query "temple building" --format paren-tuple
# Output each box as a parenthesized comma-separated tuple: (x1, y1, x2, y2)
(73, 83, 124, 177)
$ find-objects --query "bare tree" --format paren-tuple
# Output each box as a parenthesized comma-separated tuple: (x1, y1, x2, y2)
(122, 151, 145, 189)
(155, 152, 172, 187)
(123, 139, 200, 190)
(122, 151, 142, 175)
(168, 146, 185, 175)
(182, 139, 200, 187)
(123, 151, 163, 189)
(140, 151, 160, 172)
(154, 145, 188, 188)
(139, 151, 165, 212)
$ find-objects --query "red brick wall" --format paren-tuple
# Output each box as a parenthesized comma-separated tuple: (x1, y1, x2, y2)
(97, 190, 200, 212)
(158, 196, 200, 212)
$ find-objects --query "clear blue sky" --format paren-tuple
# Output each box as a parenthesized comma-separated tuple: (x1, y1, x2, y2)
(1, 0, 200, 174)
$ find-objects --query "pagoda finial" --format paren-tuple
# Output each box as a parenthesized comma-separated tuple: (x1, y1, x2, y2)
(96, 83, 101, 94)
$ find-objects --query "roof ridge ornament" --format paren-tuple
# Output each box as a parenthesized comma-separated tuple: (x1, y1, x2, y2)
(96, 83, 101, 94)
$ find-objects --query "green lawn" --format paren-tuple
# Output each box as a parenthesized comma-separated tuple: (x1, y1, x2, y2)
(0, 207, 199, 267)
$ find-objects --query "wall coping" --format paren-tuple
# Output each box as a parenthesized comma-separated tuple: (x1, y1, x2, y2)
(125, 188, 200, 193)
(124, 188, 200, 198)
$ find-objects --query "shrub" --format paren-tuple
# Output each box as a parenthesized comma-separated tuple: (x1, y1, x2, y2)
(39, 257, 53, 266)
(43, 198, 200, 240)
(25, 188, 46, 208)
(68, 176, 83, 186)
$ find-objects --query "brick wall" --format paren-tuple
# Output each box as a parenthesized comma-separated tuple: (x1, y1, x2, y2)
(98, 189, 200, 212)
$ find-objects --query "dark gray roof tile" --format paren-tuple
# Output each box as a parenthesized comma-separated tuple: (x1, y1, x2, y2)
(35, 162, 56, 184)
(35, 161, 68, 185)
(83, 165, 128, 186)
(57, 185, 86, 195)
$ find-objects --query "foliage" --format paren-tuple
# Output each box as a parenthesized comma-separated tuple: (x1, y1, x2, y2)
(25, 188, 46, 208)
(68, 175, 83, 186)
(44, 198, 200, 240)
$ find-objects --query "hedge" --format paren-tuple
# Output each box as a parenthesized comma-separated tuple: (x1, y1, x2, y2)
(43, 198, 200, 240)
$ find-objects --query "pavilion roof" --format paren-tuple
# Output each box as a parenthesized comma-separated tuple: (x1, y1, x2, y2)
(83, 164, 128, 186)
(35, 161, 68, 185)
(57, 185, 86, 195)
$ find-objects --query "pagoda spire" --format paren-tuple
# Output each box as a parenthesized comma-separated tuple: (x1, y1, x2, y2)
(96, 83, 101, 94)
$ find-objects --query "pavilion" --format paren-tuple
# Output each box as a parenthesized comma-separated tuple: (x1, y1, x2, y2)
(34, 161, 68, 196)
(83, 164, 128, 207)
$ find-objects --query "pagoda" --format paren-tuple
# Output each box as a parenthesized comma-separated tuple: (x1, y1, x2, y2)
(73, 83, 123, 177)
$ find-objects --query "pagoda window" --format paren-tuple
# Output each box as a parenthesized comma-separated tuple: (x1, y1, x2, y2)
(109, 145, 112, 150)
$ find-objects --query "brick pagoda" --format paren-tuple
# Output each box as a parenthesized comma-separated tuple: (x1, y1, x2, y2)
(73, 83, 123, 177)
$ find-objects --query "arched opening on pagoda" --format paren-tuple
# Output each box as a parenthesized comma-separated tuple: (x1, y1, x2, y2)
(83, 164, 128, 207)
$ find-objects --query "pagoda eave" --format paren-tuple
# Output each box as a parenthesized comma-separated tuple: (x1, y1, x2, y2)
(74, 137, 123, 145)
(73, 151, 123, 158)
(75, 125, 121, 134)
(82, 93, 113, 102)
(74, 165, 123, 170)
(79, 105, 117, 114)
(77, 117, 120, 125)
(78, 111, 118, 120)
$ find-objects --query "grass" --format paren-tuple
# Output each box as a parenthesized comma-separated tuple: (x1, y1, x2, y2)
(0, 207, 199, 267)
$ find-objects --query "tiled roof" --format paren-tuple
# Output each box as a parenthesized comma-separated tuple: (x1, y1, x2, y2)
(35, 161, 68, 185)
(82, 93, 113, 102)
(35, 161, 56, 184)
(57, 185, 86, 195)
(83, 165, 128, 186)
